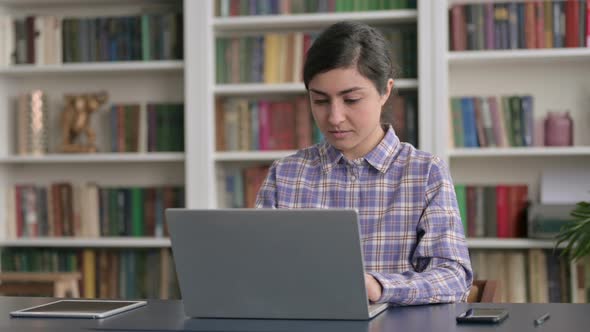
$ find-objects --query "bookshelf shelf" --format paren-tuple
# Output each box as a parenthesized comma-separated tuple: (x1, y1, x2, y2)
(33, 236, 551, 250)
(448, 147, 590, 158)
(0, 61, 184, 76)
(0, 237, 171, 248)
(214, 79, 418, 96)
(213, 10, 418, 31)
(448, 48, 590, 64)
(467, 238, 560, 249)
(0, 153, 185, 164)
(215, 150, 296, 162)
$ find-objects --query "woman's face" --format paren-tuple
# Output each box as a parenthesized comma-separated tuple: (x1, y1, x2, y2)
(308, 67, 393, 160)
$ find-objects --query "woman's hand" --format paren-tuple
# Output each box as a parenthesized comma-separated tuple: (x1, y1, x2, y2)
(364, 273, 382, 302)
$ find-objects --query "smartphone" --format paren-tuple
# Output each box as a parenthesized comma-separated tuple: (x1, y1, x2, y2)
(456, 308, 509, 324)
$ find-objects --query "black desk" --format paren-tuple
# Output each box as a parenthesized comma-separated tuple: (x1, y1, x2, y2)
(1, 296, 589, 332)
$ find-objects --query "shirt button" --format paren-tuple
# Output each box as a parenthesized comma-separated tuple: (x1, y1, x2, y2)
(351, 175, 357, 182)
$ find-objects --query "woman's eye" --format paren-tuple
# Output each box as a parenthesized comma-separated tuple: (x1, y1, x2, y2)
(313, 100, 329, 105)
(344, 99, 360, 104)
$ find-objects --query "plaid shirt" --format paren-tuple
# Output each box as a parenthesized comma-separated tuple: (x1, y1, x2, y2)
(256, 125, 473, 305)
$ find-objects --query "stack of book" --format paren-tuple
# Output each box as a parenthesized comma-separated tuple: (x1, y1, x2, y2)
(455, 184, 529, 238)
(0, 13, 183, 66)
(109, 102, 184, 153)
(450, 95, 535, 148)
(215, 0, 417, 16)
(471, 249, 572, 303)
(6, 183, 185, 239)
(450, 1, 589, 51)
(217, 166, 270, 208)
(1, 248, 179, 300)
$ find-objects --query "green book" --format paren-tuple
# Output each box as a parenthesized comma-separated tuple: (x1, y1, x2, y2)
(454, 185, 468, 235)
(450, 98, 465, 147)
(141, 15, 151, 61)
(131, 188, 144, 237)
(215, 38, 226, 84)
(501, 96, 514, 147)
(509, 96, 523, 146)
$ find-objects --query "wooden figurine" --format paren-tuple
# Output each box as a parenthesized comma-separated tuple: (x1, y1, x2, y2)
(60, 91, 108, 153)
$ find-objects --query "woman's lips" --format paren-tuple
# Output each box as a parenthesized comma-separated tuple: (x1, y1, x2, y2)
(329, 130, 352, 139)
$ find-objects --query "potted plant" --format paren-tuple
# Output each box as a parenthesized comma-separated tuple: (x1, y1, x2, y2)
(555, 201, 590, 260)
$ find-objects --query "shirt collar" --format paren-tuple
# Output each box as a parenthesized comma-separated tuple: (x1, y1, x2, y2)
(319, 125, 401, 174)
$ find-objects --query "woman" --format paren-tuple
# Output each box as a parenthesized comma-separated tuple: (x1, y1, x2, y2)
(256, 21, 472, 305)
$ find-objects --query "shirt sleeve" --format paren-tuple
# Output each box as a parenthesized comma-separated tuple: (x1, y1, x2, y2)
(255, 161, 279, 208)
(368, 157, 473, 305)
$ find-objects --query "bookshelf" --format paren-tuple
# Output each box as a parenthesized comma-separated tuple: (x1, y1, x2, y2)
(212, 9, 419, 30)
(448, 47, 590, 62)
(0, 60, 184, 75)
(207, 1, 433, 209)
(214, 79, 419, 95)
(0, 0, 187, 299)
(434, 0, 590, 303)
(0, 237, 171, 248)
(0, 152, 185, 164)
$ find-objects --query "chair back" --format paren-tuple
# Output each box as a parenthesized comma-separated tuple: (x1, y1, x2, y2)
(467, 280, 500, 303)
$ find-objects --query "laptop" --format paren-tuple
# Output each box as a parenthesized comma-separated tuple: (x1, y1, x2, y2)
(166, 208, 389, 320)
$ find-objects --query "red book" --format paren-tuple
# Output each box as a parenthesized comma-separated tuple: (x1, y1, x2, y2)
(451, 5, 467, 51)
(272, 102, 295, 150)
(565, 0, 580, 47)
(294, 96, 312, 149)
(525, 2, 537, 49)
(496, 185, 510, 238)
(512, 185, 529, 237)
(144, 188, 156, 236)
(229, 0, 240, 16)
(244, 166, 269, 208)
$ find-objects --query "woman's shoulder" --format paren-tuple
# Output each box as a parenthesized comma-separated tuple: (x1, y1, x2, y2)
(395, 142, 447, 169)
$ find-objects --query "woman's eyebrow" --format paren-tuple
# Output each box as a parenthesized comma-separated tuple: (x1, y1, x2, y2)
(309, 87, 364, 96)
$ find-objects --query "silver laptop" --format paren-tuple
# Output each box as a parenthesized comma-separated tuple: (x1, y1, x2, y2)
(166, 208, 389, 320)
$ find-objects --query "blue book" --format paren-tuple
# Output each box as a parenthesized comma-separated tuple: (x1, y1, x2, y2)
(461, 97, 478, 148)
(508, 3, 518, 49)
(521, 95, 534, 147)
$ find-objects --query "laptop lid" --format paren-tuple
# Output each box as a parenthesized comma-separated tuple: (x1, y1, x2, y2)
(166, 208, 385, 320)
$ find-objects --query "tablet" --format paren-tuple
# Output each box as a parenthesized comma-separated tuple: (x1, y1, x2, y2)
(10, 299, 147, 319)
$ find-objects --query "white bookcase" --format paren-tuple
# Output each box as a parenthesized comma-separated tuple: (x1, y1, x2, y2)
(0, 0, 188, 246)
(433, 1, 590, 199)
(202, 1, 434, 208)
(432, 0, 590, 302)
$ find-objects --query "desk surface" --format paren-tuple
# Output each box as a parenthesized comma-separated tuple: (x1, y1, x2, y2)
(1, 297, 589, 332)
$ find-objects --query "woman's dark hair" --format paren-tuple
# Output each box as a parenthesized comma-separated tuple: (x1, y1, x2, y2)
(303, 21, 396, 95)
